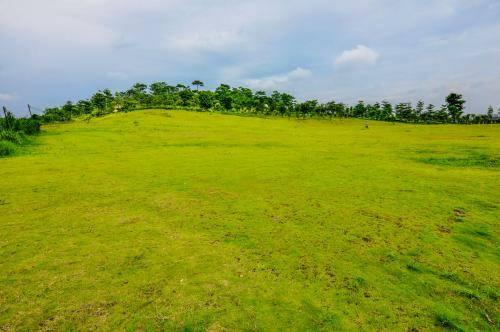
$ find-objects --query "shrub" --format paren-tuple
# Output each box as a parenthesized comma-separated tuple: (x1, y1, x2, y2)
(0, 130, 24, 144)
(14, 118, 41, 135)
(0, 140, 16, 157)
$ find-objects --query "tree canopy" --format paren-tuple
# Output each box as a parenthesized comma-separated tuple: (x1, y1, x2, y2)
(24, 82, 500, 125)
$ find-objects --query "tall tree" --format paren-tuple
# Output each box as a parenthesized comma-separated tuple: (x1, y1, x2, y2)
(215, 84, 233, 111)
(150, 82, 169, 95)
(132, 83, 147, 94)
(353, 101, 366, 118)
(191, 80, 204, 91)
(424, 104, 436, 122)
(487, 106, 494, 123)
(381, 101, 393, 120)
(415, 100, 424, 122)
(76, 100, 92, 115)
(62, 101, 74, 120)
(437, 104, 449, 123)
(445, 93, 465, 123)
(395, 103, 412, 121)
(90, 91, 107, 113)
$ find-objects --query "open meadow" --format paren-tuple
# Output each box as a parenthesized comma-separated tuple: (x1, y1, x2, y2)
(0, 110, 498, 330)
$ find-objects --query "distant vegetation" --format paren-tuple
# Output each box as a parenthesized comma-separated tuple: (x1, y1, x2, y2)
(38, 81, 499, 124)
(0, 108, 40, 157)
(1, 81, 499, 157)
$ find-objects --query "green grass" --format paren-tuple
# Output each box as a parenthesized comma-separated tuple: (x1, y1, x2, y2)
(0, 110, 499, 330)
(0, 141, 17, 157)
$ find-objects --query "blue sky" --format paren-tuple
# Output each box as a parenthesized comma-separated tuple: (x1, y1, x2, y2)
(1, 0, 499, 116)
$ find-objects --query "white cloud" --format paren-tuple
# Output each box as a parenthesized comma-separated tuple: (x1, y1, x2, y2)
(335, 45, 379, 66)
(244, 67, 312, 90)
(0, 93, 18, 102)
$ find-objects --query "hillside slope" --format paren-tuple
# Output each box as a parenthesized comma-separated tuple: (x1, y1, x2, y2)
(1, 110, 499, 330)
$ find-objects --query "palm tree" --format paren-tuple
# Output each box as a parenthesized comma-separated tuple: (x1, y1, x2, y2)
(192, 80, 204, 91)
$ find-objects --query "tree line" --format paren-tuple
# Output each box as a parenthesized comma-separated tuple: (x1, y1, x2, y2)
(2, 81, 499, 127)
(3, 82, 498, 156)
(38, 81, 499, 125)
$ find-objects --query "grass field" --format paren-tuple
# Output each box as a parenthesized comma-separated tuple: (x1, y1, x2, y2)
(1, 110, 499, 330)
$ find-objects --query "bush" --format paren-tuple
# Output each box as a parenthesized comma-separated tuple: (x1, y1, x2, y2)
(1, 116, 40, 135)
(13, 118, 41, 135)
(0, 130, 24, 144)
(0, 140, 16, 157)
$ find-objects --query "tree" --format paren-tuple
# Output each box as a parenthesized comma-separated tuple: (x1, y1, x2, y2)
(76, 100, 92, 115)
(232, 87, 254, 111)
(395, 103, 412, 122)
(445, 93, 465, 123)
(176, 84, 188, 91)
(437, 104, 449, 123)
(370, 102, 382, 119)
(132, 83, 147, 94)
(296, 100, 318, 118)
(150, 82, 169, 95)
(415, 100, 424, 122)
(198, 91, 214, 111)
(215, 84, 233, 111)
(62, 101, 74, 120)
(254, 91, 269, 114)
(39, 80, 497, 126)
(462, 114, 472, 124)
(381, 101, 393, 120)
(353, 101, 366, 118)
(121, 99, 136, 113)
(279, 93, 295, 117)
(179, 89, 194, 106)
(192, 80, 204, 91)
(423, 104, 436, 122)
(90, 91, 107, 113)
(487, 106, 494, 123)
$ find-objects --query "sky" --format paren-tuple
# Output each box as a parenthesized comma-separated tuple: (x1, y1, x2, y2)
(1, 0, 500, 116)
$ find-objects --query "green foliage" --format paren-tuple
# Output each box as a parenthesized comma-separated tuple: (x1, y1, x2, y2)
(446, 93, 466, 123)
(0, 110, 16, 130)
(191, 80, 204, 91)
(0, 130, 24, 144)
(0, 140, 16, 157)
(14, 118, 41, 134)
(43, 106, 71, 122)
(0, 109, 40, 158)
(37, 81, 500, 125)
(0, 109, 40, 157)
(197, 91, 214, 111)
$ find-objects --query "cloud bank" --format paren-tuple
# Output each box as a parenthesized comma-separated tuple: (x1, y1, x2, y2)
(0, 0, 499, 115)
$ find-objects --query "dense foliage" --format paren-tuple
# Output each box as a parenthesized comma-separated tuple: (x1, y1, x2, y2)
(8, 82, 500, 125)
(0, 108, 41, 157)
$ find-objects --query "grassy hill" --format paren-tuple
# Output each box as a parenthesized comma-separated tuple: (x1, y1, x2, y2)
(1, 110, 498, 330)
